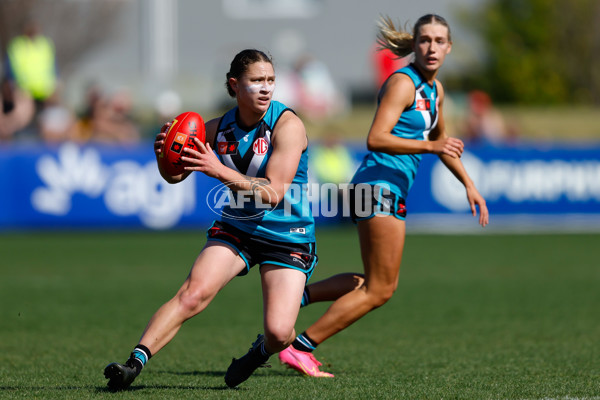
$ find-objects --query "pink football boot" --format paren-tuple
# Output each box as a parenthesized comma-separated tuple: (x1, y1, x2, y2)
(279, 346, 334, 377)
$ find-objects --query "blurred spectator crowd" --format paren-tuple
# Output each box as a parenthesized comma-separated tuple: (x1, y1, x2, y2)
(1, 20, 140, 145)
(1, 21, 515, 147)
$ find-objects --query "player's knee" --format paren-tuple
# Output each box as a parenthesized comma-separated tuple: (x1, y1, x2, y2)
(365, 286, 395, 308)
(178, 287, 209, 315)
(264, 326, 293, 351)
(376, 288, 395, 307)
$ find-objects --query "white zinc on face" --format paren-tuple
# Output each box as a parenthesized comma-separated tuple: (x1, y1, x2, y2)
(245, 81, 275, 94)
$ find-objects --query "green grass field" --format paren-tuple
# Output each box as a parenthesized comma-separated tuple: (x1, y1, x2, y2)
(1, 228, 599, 399)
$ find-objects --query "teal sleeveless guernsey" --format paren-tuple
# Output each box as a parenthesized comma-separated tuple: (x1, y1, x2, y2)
(213, 101, 315, 243)
(352, 64, 439, 198)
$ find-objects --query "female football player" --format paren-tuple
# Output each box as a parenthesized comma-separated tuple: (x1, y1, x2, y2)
(104, 49, 323, 389)
(279, 14, 489, 377)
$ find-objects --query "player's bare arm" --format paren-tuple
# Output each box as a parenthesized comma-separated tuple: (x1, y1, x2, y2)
(183, 111, 304, 207)
(366, 74, 415, 154)
(242, 176, 272, 197)
(367, 74, 460, 157)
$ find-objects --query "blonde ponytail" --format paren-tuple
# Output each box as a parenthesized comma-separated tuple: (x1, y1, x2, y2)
(376, 15, 414, 58)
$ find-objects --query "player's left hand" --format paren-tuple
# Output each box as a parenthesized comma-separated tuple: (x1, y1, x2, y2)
(154, 122, 171, 156)
(466, 186, 489, 227)
(181, 138, 225, 179)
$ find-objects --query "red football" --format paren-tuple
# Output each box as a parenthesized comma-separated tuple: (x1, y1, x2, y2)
(159, 111, 206, 176)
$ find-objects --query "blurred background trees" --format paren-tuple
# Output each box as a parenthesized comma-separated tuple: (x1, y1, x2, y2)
(457, 0, 600, 105)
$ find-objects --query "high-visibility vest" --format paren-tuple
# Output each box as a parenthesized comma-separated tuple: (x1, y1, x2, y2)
(312, 144, 354, 184)
(7, 35, 56, 100)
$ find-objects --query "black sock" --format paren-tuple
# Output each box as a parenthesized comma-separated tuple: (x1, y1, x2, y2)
(254, 341, 272, 363)
(291, 331, 318, 353)
(131, 344, 152, 375)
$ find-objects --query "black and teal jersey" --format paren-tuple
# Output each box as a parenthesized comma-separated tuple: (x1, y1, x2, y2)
(213, 100, 315, 243)
(352, 64, 439, 199)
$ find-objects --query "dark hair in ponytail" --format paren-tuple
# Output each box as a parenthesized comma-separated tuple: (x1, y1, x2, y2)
(225, 49, 273, 97)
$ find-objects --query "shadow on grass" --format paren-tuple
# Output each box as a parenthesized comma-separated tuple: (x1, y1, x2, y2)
(89, 368, 296, 394)
(153, 369, 224, 377)
(95, 384, 233, 393)
(0, 385, 231, 393)
(154, 368, 295, 378)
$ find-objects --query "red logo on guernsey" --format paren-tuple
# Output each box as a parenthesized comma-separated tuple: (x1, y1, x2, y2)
(253, 138, 268, 155)
(218, 141, 239, 155)
(416, 99, 431, 111)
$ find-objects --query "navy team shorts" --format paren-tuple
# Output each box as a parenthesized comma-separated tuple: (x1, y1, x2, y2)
(349, 183, 407, 223)
(206, 220, 317, 279)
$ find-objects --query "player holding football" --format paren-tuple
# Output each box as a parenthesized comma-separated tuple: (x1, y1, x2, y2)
(278, 14, 489, 377)
(104, 49, 335, 389)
